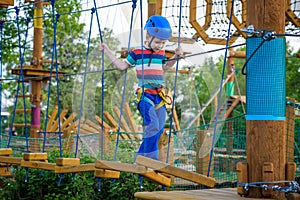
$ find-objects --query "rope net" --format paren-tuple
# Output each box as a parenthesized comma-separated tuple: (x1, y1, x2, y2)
(0, 0, 299, 192)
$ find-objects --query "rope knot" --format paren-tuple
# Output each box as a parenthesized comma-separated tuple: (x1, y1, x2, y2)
(51, 0, 56, 6)
(14, 6, 20, 15)
(91, 7, 96, 14)
(132, 0, 137, 8)
(0, 20, 5, 28)
(55, 14, 60, 22)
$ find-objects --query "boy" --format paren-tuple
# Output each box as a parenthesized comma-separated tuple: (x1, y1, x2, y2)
(100, 15, 183, 160)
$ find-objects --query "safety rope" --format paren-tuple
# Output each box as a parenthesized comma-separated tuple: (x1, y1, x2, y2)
(7, 7, 31, 150)
(207, 0, 235, 177)
(114, 0, 137, 161)
(42, 0, 59, 153)
(137, 0, 146, 189)
(238, 180, 300, 194)
(0, 20, 4, 147)
(166, 0, 183, 163)
(0, 43, 247, 84)
(75, 8, 95, 158)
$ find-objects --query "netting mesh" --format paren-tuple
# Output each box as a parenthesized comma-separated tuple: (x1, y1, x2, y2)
(0, 0, 299, 193)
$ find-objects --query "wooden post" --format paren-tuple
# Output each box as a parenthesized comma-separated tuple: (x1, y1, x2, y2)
(226, 51, 235, 159)
(147, 0, 162, 17)
(29, 0, 44, 152)
(246, 0, 286, 198)
(196, 130, 214, 177)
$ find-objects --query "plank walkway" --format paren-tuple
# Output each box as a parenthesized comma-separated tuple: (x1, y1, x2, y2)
(134, 188, 272, 200)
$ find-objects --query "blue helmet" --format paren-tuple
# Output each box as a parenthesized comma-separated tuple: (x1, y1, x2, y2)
(144, 15, 172, 40)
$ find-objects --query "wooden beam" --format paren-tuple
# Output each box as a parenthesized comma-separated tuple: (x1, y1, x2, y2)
(141, 170, 171, 187)
(136, 156, 216, 188)
(0, 148, 12, 156)
(95, 160, 147, 174)
(0, 0, 13, 7)
(50, 109, 68, 132)
(56, 158, 80, 166)
(61, 113, 77, 130)
(104, 111, 118, 128)
(21, 160, 56, 171)
(46, 106, 58, 131)
(94, 169, 120, 179)
(113, 106, 132, 134)
(95, 160, 171, 186)
(23, 153, 47, 161)
(0, 166, 11, 176)
(80, 124, 99, 134)
(55, 163, 95, 173)
(123, 102, 139, 133)
(95, 115, 111, 129)
(0, 156, 22, 165)
(86, 119, 101, 132)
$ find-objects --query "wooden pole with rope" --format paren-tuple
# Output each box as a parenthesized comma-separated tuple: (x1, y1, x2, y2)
(243, 0, 290, 198)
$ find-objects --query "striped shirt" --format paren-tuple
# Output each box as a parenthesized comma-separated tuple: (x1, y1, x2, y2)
(125, 46, 167, 93)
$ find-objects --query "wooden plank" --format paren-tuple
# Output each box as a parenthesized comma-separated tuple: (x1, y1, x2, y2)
(95, 160, 147, 174)
(123, 102, 139, 132)
(134, 188, 273, 200)
(23, 153, 48, 161)
(95, 160, 171, 186)
(95, 115, 111, 129)
(0, 0, 14, 7)
(61, 113, 77, 130)
(136, 156, 216, 188)
(15, 109, 31, 113)
(47, 106, 58, 131)
(86, 119, 101, 131)
(13, 123, 31, 127)
(51, 109, 69, 132)
(104, 111, 118, 128)
(172, 108, 180, 130)
(78, 128, 91, 134)
(287, 193, 300, 200)
(94, 169, 120, 178)
(187, 73, 234, 128)
(113, 106, 131, 132)
(0, 148, 12, 156)
(80, 124, 99, 134)
(141, 170, 171, 187)
(224, 97, 241, 119)
(56, 158, 80, 166)
(0, 156, 22, 165)
(21, 160, 56, 171)
(55, 163, 95, 173)
(66, 119, 79, 133)
(0, 166, 11, 176)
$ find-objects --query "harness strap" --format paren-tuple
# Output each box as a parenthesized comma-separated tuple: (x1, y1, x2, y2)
(136, 87, 172, 110)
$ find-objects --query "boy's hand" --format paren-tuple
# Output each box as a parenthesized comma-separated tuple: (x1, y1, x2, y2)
(174, 46, 183, 57)
(99, 43, 108, 52)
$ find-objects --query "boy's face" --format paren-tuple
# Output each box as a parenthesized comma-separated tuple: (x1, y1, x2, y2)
(147, 36, 167, 52)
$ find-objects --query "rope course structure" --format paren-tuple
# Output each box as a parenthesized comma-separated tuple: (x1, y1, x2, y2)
(0, 0, 299, 199)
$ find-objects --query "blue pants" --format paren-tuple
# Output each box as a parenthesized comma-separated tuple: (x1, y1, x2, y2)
(136, 93, 166, 160)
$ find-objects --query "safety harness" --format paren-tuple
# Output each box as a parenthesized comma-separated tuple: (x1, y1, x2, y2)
(136, 84, 172, 110)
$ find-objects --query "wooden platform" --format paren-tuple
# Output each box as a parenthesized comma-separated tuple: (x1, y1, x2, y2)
(134, 188, 272, 200)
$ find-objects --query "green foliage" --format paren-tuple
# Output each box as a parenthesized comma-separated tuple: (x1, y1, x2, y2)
(286, 49, 300, 100)
(0, 150, 163, 200)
